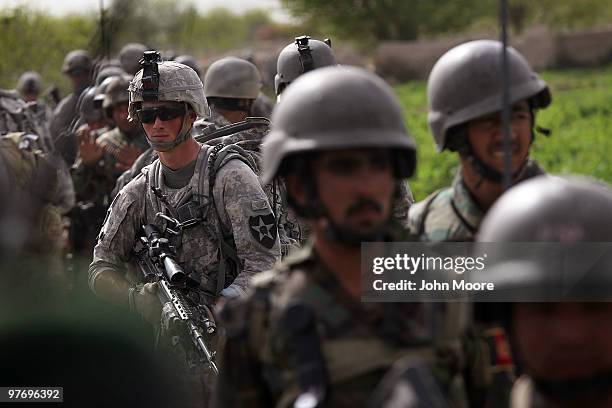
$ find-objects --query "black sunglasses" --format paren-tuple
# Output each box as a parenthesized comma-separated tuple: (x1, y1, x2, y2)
(136, 106, 186, 124)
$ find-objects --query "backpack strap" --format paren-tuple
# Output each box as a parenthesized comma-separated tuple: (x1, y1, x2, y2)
(202, 143, 261, 296)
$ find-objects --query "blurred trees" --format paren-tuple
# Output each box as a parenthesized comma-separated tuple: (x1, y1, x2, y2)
(281, 0, 612, 45)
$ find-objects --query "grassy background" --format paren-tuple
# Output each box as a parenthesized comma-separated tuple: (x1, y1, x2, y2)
(396, 64, 612, 201)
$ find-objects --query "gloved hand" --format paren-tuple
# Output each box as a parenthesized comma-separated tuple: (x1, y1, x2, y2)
(134, 282, 162, 326)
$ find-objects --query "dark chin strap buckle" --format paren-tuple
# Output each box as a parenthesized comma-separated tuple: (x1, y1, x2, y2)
(295, 35, 315, 74)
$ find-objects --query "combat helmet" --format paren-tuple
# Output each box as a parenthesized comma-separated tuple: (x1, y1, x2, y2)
(475, 175, 612, 302)
(78, 86, 104, 124)
(128, 51, 208, 151)
(204, 57, 261, 100)
(16, 72, 43, 97)
(274, 35, 336, 96)
(102, 75, 132, 119)
(62, 50, 92, 75)
(263, 65, 416, 185)
(119, 43, 148, 75)
(428, 40, 551, 152)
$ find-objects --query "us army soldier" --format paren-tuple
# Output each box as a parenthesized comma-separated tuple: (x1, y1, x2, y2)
(88, 52, 280, 323)
(216, 66, 468, 407)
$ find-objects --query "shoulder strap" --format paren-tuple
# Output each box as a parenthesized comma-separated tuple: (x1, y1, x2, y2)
(200, 143, 260, 296)
(416, 189, 444, 238)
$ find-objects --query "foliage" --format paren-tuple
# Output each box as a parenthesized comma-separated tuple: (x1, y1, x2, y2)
(397, 65, 612, 201)
(0, 1, 279, 95)
(281, 0, 612, 45)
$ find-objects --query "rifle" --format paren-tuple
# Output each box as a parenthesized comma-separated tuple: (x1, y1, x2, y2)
(134, 217, 219, 375)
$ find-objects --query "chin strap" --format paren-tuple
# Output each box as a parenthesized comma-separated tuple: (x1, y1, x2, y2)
(143, 103, 194, 152)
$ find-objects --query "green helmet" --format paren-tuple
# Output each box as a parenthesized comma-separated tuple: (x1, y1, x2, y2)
(95, 65, 126, 86)
(262, 66, 416, 185)
(78, 86, 104, 124)
(103, 75, 132, 119)
(274, 35, 336, 96)
(204, 57, 261, 100)
(16, 71, 43, 96)
(427, 40, 551, 152)
(119, 43, 148, 75)
(128, 53, 208, 151)
(475, 176, 612, 301)
(61, 50, 92, 75)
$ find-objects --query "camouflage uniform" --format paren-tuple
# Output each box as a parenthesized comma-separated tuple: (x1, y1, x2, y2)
(218, 243, 467, 407)
(89, 143, 281, 303)
(90, 54, 281, 303)
(71, 127, 148, 254)
(408, 161, 543, 242)
(0, 132, 65, 282)
(0, 89, 75, 215)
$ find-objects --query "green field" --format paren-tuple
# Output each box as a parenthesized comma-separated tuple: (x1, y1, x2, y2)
(395, 65, 612, 201)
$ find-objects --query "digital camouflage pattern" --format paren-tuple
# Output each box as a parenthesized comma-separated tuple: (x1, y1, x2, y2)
(217, 243, 469, 408)
(89, 144, 281, 304)
(408, 160, 545, 242)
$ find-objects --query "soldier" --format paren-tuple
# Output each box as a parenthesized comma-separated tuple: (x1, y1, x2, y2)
(407, 39, 552, 406)
(88, 53, 280, 320)
(203, 56, 261, 126)
(16, 71, 44, 103)
(277, 35, 413, 229)
(0, 132, 66, 286)
(119, 43, 149, 75)
(216, 66, 468, 407)
(97, 75, 149, 172)
(475, 176, 612, 408)
(49, 49, 93, 165)
(408, 40, 551, 242)
(15, 71, 54, 135)
(274, 35, 337, 101)
(70, 75, 148, 256)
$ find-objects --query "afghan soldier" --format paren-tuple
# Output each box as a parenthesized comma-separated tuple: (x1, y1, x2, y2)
(88, 52, 280, 321)
(49, 50, 93, 165)
(408, 40, 551, 241)
(0, 88, 75, 215)
(276, 35, 413, 229)
(475, 176, 612, 408)
(70, 75, 147, 256)
(216, 66, 468, 407)
(0, 132, 66, 288)
(406, 40, 553, 406)
(203, 57, 262, 127)
(15, 71, 54, 135)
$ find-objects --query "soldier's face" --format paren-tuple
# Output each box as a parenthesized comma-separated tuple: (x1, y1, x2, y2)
(466, 100, 532, 174)
(312, 149, 395, 234)
(513, 303, 612, 385)
(112, 103, 137, 132)
(140, 101, 194, 143)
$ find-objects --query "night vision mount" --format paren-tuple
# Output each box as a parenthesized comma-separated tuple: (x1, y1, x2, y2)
(139, 50, 162, 101)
